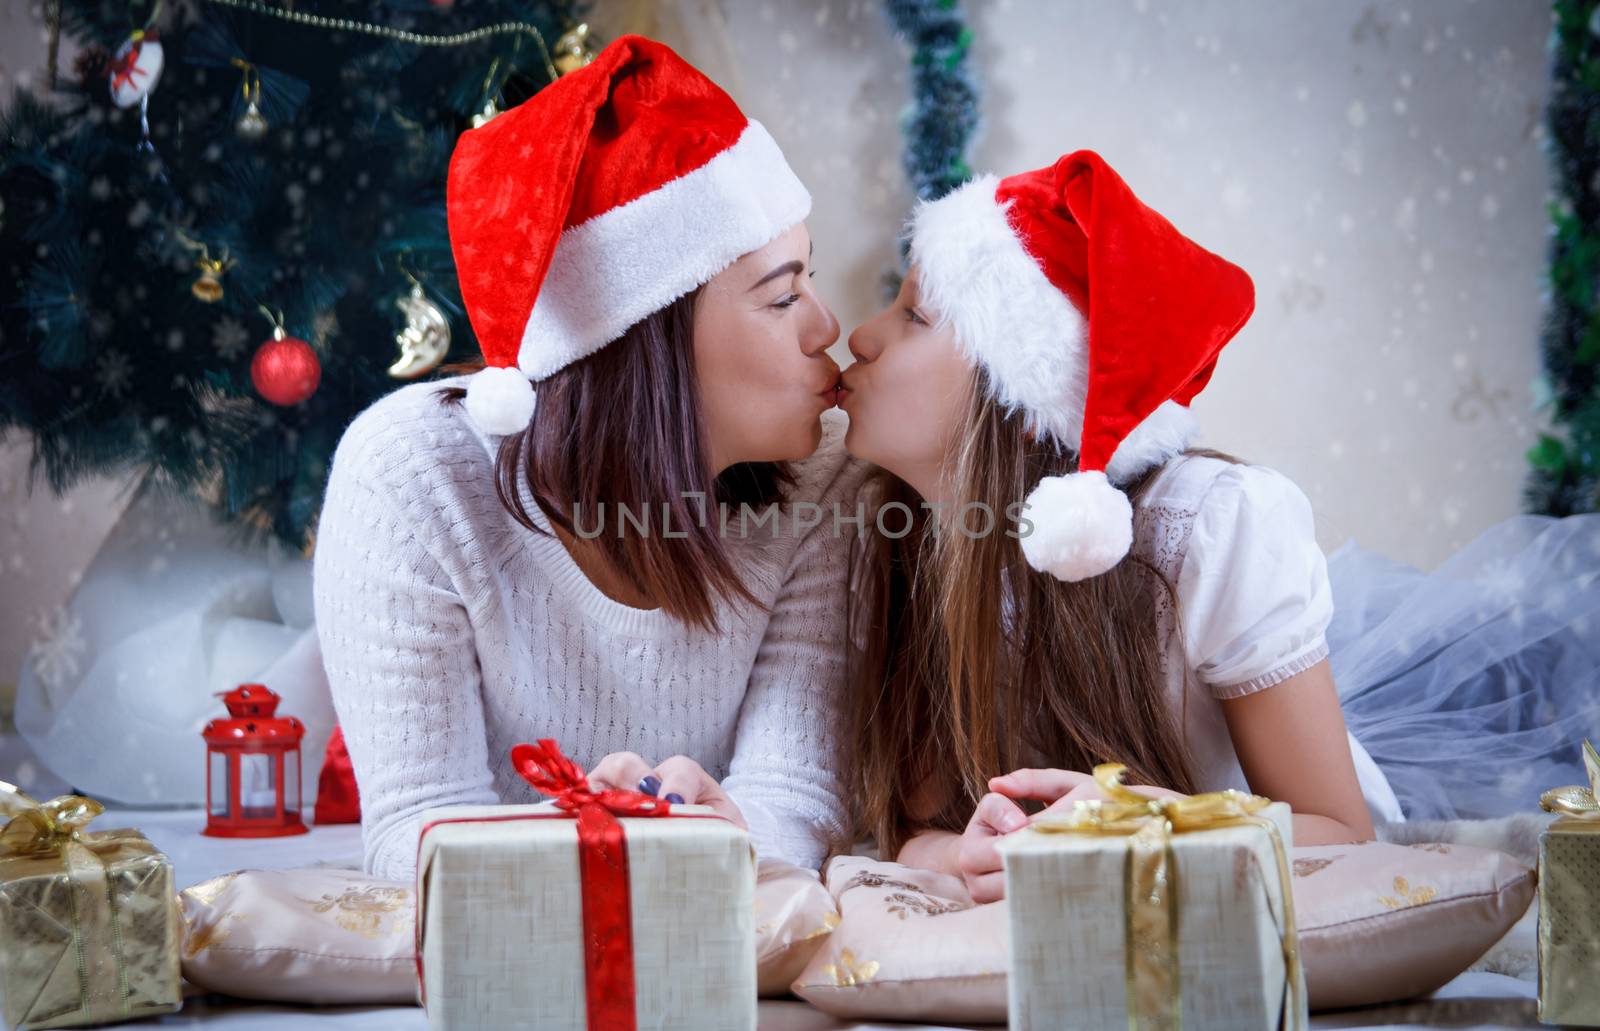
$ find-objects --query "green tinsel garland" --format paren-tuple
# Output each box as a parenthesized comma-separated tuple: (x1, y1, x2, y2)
(884, 0, 979, 202)
(881, 0, 980, 292)
(1528, 0, 1600, 514)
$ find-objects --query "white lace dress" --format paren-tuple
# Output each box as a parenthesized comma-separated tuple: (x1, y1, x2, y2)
(1130, 454, 1404, 823)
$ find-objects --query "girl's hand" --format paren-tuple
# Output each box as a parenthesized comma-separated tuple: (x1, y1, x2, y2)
(955, 792, 1029, 904)
(585, 751, 748, 830)
(988, 767, 1188, 824)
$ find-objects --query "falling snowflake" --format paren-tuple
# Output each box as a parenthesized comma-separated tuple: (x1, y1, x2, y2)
(1496, 765, 1536, 802)
(1476, 557, 1526, 607)
(28, 605, 86, 697)
(96, 349, 133, 397)
(1479, 47, 1521, 115)
(311, 309, 340, 347)
(11, 760, 38, 788)
(1339, 143, 1363, 177)
(213, 316, 249, 360)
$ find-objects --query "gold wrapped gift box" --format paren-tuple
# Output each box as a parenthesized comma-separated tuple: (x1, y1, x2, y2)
(1, 783, 183, 1030)
(1538, 740, 1600, 1028)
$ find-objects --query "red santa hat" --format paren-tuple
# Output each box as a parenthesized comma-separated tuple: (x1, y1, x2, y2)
(445, 35, 811, 435)
(908, 149, 1256, 582)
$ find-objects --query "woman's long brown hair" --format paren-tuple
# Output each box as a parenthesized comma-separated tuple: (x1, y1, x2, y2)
(437, 286, 790, 631)
(846, 371, 1214, 857)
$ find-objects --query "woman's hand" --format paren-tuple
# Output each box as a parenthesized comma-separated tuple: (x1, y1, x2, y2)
(586, 751, 748, 830)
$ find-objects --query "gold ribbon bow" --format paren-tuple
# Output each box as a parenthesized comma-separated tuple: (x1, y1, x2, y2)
(0, 781, 164, 1026)
(1540, 739, 1600, 820)
(0, 780, 107, 857)
(1029, 764, 1304, 1031)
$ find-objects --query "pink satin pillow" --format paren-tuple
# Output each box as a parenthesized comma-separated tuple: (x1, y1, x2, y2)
(178, 858, 838, 1005)
(793, 840, 1535, 1022)
(180, 867, 416, 1004)
(1291, 839, 1535, 1008)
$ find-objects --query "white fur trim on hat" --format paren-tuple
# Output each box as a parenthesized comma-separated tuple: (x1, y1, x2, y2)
(464, 365, 536, 436)
(1104, 401, 1198, 484)
(519, 120, 811, 380)
(1018, 470, 1134, 582)
(908, 174, 1088, 449)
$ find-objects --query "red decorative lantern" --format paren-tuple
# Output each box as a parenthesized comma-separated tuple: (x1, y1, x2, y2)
(202, 683, 308, 837)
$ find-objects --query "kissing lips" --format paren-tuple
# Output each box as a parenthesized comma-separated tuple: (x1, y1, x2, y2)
(817, 370, 845, 407)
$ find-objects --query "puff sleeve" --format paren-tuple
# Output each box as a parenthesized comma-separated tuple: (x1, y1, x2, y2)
(1176, 464, 1334, 699)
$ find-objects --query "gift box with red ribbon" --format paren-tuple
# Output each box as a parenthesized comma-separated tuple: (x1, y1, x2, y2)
(414, 740, 758, 1031)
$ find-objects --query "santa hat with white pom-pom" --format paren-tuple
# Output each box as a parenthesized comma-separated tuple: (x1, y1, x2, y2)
(446, 35, 810, 436)
(908, 149, 1256, 582)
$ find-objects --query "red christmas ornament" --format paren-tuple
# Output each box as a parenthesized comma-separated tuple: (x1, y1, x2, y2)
(251, 326, 321, 405)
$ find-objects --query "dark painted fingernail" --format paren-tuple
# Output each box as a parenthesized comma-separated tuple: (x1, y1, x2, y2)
(638, 776, 661, 796)
(665, 792, 685, 805)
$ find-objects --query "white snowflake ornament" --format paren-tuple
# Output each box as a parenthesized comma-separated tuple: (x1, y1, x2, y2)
(27, 605, 87, 705)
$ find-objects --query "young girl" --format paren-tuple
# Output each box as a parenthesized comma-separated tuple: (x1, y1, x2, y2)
(837, 149, 1598, 903)
(313, 36, 866, 882)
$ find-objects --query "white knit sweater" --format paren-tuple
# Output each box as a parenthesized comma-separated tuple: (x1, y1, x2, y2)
(312, 378, 871, 882)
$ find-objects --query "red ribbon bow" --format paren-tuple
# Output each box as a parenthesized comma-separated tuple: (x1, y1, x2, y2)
(509, 738, 674, 819)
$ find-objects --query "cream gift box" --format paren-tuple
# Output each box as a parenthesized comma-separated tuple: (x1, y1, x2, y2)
(997, 766, 1304, 1031)
(414, 741, 758, 1031)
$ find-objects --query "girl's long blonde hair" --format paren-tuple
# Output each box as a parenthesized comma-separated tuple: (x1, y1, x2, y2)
(845, 370, 1212, 857)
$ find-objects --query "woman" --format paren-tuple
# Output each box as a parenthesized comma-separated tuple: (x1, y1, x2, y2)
(313, 36, 867, 882)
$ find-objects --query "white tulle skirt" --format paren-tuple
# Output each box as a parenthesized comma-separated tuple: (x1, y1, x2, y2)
(1327, 513, 1600, 824)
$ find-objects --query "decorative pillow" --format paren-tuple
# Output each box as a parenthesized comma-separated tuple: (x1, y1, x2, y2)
(791, 856, 1006, 1022)
(754, 859, 840, 996)
(179, 867, 416, 1004)
(1291, 839, 1536, 1009)
(179, 857, 838, 1005)
(793, 841, 1536, 1022)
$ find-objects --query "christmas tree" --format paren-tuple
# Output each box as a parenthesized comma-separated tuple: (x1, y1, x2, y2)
(0, 0, 593, 550)
(1527, 0, 1600, 515)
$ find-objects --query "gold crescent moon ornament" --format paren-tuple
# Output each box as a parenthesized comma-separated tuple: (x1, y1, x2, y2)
(387, 282, 451, 379)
